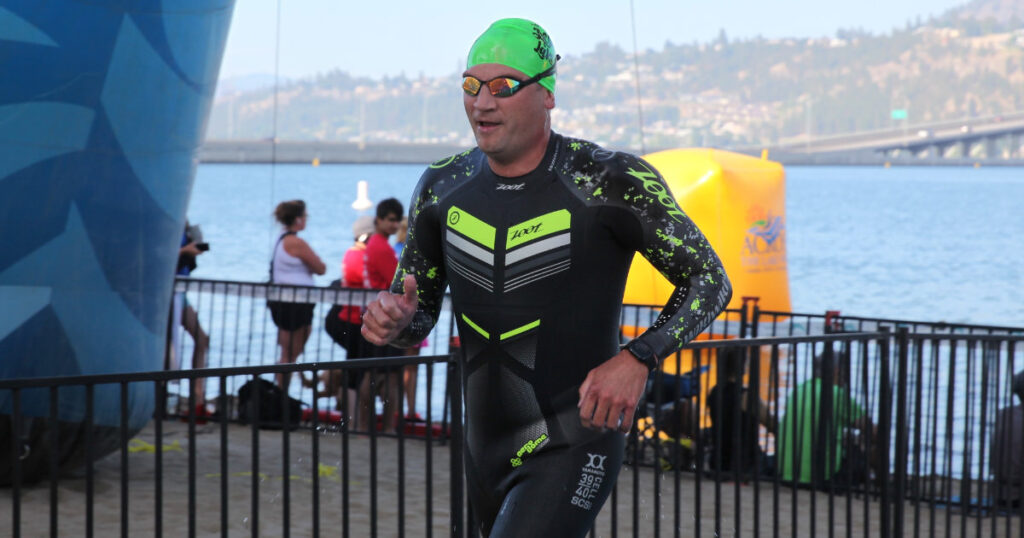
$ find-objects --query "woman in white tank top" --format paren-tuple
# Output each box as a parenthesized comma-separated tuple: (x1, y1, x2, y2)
(269, 200, 326, 389)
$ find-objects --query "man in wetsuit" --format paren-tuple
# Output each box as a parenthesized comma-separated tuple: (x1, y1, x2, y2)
(361, 18, 731, 537)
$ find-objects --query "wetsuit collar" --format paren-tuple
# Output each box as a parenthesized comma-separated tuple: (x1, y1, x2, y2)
(487, 131, 560, 192)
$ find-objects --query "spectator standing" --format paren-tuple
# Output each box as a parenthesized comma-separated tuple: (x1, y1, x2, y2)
(312, 216, 376, 424)
(168, 220, 211, 412)
(354, 198, 405, 432)
(268, 200, 326, 390)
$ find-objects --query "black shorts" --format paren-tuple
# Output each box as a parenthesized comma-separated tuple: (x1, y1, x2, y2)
(268, 301, 315, 332)
(332, 319, 364, 355)
(347, 332, 405, 374)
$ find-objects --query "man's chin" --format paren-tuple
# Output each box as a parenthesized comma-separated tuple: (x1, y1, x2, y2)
(473, 135, 498, 154)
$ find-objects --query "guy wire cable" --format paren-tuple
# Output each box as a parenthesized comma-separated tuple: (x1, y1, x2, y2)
(268, 0, 282, 246)
(629, 0, 647, 155)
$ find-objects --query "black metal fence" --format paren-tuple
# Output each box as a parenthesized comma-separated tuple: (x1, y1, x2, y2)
(613, 330, 1024, 538)
(2, 278, 1023, 537)
(1, 355, 461, 537)
(164, 277, 752, 418)
(750, 299, 1024, 338)
(167, 276, 751, 368)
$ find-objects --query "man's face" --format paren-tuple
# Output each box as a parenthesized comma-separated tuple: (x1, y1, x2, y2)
(376, 213, 401, 236)
(463, 63, 554, 164)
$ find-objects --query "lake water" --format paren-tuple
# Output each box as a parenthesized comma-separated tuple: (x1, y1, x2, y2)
(187, 162, 1024, 329)
(180, 162, 1023, 477)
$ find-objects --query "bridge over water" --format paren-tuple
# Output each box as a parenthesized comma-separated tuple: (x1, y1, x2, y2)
(763, 111, 1024, 166)
(199, 111, 1024, 167)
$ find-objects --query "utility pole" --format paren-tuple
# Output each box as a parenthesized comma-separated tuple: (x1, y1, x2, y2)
(358, 99, 366, 150)
(902, 99, 909, 141)
(421, 92, 428, 142)
(805, 98, 813, 152)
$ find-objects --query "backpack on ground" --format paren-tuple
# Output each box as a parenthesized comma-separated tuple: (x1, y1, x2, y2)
(237, 378, 303, 430)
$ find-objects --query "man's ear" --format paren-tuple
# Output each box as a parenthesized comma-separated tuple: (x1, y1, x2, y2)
(545, 89, 555, 109)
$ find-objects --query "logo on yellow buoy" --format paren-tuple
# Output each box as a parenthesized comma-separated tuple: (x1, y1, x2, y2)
(741, 207, 786, 272)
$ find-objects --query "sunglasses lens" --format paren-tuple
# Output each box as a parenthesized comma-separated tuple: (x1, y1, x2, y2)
(488, 78, 518, 97)
(462, 77, 482, 96)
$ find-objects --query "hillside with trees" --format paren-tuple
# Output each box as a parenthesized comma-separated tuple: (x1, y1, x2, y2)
(207, 0, 1024, 151)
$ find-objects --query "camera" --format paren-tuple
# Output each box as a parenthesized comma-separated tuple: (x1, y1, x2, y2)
(196, 243, 210, 252)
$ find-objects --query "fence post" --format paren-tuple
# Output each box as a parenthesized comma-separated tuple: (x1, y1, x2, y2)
(893, 327, 910, 536)
(739, 297, 750, 338)
(448, 352, 465, 538)
(877, 327, 892, 538)
(739, 296, 760, 338)
(750, 300, 760, 338)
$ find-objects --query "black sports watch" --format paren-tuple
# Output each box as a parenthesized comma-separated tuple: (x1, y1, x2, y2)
(624, 338, 659, 371)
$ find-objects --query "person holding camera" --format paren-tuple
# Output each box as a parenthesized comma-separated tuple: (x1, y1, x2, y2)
(168, 220, 211, 412)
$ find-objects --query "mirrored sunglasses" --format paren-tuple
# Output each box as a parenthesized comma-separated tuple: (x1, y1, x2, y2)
(462, 56, 559, 98)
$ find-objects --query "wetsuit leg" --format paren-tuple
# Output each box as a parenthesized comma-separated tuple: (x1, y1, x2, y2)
(486, 432, 623, 538)
(465, 450, 505, 537)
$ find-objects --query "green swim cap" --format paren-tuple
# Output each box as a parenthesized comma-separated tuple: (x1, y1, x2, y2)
(467, 18, 557, 93)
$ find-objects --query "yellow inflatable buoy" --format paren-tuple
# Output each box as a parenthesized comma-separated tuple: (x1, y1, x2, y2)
(624, 148, 791, 314)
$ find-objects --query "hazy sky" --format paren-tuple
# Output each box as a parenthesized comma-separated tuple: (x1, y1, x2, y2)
(219, 0, 970, 80)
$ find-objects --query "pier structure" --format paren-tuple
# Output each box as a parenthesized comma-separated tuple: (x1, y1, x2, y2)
(199, 110, 1024, 167)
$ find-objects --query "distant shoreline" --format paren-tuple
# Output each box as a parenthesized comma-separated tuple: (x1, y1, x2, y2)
(199, 139, 1024, 167)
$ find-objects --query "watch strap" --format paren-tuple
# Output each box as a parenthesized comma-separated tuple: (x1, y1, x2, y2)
(624, 338, 659, 371)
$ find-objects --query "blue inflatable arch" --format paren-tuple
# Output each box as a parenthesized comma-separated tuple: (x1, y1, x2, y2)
(0, 0, 235, 483)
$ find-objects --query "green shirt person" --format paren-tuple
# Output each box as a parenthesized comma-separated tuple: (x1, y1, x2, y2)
(777, 350, 874, 485)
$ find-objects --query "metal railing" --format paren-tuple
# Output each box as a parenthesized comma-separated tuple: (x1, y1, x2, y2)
(749, 299, 1024, 338)
(3, 277, 1023, 537)
(1, 355, 461, 537)
(165, 277, 753, 409)
(613, 330, 1023, 538)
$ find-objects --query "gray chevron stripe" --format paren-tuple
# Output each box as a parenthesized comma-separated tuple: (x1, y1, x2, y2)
(506, 259, 572, 288)
(505, 232, 570, 266)
(504, 262, 571, 292)
(449, 258, 494, 291)
(447, 245, 495, 278)
(447, 231, 494, 266)
(504, 247, 570, 278)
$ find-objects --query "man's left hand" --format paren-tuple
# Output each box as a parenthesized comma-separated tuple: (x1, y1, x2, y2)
(180, 242, 202, 257)
(578, 350, 650, 433)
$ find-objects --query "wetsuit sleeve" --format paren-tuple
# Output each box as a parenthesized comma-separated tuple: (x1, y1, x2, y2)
(389, 168, 448, 348)
(609, 155, 732, 362)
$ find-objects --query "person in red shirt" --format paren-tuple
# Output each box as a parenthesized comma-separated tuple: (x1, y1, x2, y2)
(338, 216, 375, 326)
(355, 198, 405, 432)
(307, 216, 375, 421)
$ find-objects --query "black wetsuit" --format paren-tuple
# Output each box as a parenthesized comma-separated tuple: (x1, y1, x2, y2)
(392, 132, 731, 537)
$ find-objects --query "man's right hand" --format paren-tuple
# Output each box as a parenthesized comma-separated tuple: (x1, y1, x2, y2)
(361, 274, 418, 345)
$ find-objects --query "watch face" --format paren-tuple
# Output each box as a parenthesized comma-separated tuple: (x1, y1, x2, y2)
(628, 340, 656, 370)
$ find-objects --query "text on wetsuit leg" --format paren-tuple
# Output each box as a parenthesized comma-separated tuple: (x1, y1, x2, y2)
(570, 452, 607, 510)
